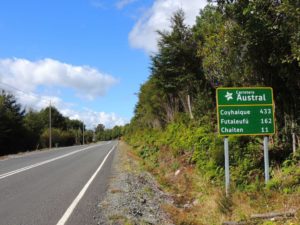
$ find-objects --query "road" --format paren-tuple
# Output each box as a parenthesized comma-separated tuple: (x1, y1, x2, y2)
(0, 141, 117, 225)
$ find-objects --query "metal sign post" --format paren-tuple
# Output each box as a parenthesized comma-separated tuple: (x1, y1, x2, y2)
(224, 137, 230, 196)
(263, 136, 270, 183)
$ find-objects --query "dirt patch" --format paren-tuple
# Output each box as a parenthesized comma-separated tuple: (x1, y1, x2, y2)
(97, 142, 174, 225)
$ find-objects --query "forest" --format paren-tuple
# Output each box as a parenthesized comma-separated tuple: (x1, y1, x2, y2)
(123, 1, 299, 222)
(124, 0, 300, 190)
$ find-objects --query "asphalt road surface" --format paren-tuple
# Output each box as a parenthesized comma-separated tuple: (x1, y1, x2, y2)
(0, 141, 117, 225)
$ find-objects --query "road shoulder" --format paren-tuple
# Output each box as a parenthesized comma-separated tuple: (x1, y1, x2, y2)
(97, 141, 173, 225)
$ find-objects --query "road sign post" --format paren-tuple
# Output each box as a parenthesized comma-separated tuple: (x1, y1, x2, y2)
(216, 87, 275, 193)
(263, 136, 270, 183)
(224, 137, 230, 196)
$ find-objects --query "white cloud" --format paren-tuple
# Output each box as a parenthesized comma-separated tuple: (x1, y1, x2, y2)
(129, 0, 207, 54)
(62, 108, 127, 129)
(0, 57, 126, 129)
(19, 94, 63, 111)
(0, 58, 118, 100)
(116, 0, 137, 9)
(0, 84, 127, 129)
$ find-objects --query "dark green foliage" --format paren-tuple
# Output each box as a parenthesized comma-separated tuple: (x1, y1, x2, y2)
(133, 77, 168, 128)
(213, 0, 300, 151)
(95, 125, 123, 141)
(0, 92, 26, 155)
(125, 4, 300, 191)
(267, 152, 300, 193)
(23, 110, 44, 150)
(66, 118, 83, 131)
(95, 123, 105, 133)
(40, 107, 67, 130)
(138, 146, 159, 160)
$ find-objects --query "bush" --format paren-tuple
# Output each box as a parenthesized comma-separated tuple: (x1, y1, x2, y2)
(40, 128, 76, 148)
(125, 118, 299, 192)
(266, 163, 300, 193)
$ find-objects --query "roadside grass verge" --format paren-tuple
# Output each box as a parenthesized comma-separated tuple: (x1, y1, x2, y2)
(123, 141, 300, 225)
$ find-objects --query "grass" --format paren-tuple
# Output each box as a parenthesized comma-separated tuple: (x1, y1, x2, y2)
(108, 214, 135, 225)
(121, 141, 300, 225)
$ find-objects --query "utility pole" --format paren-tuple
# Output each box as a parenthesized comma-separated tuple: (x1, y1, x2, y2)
(82, 122, 85, 145)
(93, 129, 96, 142)
(49, 101, 52, 149)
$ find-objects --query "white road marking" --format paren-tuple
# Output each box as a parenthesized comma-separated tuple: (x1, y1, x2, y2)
(56, 144, 116, 225)
(0, 143, 110, 180)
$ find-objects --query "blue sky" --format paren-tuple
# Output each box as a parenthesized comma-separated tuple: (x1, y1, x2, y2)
(0, 0, 207, 128)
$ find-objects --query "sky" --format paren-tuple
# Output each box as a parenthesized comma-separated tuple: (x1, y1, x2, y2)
(0, 0, 207, 129)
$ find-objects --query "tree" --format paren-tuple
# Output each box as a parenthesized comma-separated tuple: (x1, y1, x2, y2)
(212, 0, 300, 150)
(66, 118, 84, 131)
(0, 91, 26, 155)
(133, 77, 168, 128)
(152, 10, 205, 120)
(96, 124, 105, 133)
(23, 110, 44, 149)
(84, 130, 94, 143)
(40, 106, 67, 130)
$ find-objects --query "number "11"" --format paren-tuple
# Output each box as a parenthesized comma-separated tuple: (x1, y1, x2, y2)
(261, 127, 269, 133)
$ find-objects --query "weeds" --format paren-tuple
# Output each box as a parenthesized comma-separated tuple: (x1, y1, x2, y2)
(123, 119, 300, 224)
(217, 192, 233, 215)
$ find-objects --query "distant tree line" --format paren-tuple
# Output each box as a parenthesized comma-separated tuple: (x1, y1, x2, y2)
(0, 91, 89, 156)
(0, 91, 88, 155)
(95, 123, 123, 141)
(0, 90, 124, 156)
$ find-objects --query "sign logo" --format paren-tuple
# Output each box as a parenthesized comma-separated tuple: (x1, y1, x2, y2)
(225, 92, 233, 101)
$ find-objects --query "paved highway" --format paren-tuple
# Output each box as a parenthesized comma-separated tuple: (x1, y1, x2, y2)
(0, 141, 117, 225)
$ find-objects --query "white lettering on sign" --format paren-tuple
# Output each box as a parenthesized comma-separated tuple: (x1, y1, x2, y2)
(237, 94, 266, 102)
(221, 127, 244, 133)
(221, 119, 249, 125)
(220, 109, 251, 116)
(236, 90, 255, 95)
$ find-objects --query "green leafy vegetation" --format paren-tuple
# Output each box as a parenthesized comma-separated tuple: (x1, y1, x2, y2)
(124, 1, 300, 223)
(95, 123, 123, 141)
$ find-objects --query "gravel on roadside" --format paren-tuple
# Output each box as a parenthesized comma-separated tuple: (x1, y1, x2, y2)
(97, 142, 174, 225)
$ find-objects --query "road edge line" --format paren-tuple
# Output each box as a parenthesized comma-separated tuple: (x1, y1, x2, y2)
(56, 144, 117, 225)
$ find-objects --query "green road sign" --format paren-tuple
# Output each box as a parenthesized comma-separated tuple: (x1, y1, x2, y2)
(217, 87, 275, 136)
